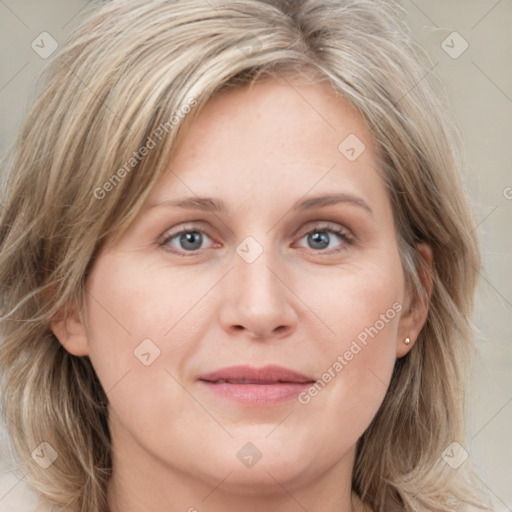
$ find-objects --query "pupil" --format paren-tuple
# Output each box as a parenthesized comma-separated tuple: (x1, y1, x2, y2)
(309, 231, 329, 249)
(181, 232, 202, 250)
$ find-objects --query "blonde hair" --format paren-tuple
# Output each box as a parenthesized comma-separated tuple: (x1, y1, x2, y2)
(0, 0, 491, 511)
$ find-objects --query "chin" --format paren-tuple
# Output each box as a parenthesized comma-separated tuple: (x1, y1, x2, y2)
(212, 439, 335, 491)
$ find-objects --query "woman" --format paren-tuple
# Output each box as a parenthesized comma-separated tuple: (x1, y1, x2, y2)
(0, 0, 493, 511)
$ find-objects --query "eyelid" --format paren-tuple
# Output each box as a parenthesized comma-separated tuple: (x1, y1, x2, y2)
(295, 220, 354, 241)
(158, 223, 215, 251)
(158, 219, 356, 256)
(291, 222, 355, 255)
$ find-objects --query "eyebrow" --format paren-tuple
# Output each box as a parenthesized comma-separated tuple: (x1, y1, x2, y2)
(147, 193, 373, 215)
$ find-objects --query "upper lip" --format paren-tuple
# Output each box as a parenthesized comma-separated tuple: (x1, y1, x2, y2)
(198, 365, 316, 384)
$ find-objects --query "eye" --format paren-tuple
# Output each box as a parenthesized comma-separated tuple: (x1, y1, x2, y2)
(294, 224, 354, 253)
(159, 226, 215, 255)
(158, 222, 354, 257)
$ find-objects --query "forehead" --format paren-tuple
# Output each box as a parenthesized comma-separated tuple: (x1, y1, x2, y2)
(143, 76, 388, 221)
(174, 75, 375, 160)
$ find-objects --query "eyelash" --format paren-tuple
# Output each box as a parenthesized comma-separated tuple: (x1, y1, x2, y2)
(158, 222, 355, 257)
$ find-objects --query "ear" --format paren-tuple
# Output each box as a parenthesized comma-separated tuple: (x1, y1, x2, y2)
(50, 304, 90, 356)
(396, 242, 434, 358)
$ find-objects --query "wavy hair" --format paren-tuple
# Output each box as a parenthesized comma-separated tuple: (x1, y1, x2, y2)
(0, 0, 491, 511)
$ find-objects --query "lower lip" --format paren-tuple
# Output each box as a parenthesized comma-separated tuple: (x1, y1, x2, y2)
(199, 381, 313, 406)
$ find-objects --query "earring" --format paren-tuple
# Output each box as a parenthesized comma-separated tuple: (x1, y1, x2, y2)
(405, 337, 411, 345)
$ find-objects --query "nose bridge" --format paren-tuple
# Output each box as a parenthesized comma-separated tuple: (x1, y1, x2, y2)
(239, 254, 281, 308)
(221, 237, 297, 338)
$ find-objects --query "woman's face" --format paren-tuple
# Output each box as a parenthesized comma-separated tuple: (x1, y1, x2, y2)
(56, 75, 429, 500)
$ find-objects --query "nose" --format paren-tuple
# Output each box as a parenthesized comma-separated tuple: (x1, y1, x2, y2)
(219, 248, 298, 340)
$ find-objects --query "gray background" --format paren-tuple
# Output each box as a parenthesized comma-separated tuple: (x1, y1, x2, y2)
(0, 1, 510, 511)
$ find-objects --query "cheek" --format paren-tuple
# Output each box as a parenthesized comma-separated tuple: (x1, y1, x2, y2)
(295, 258, 403, 434)
(82, 256, 206, 444)
(81, 251, 229, 439)
(83, 253, 214, 355)
(82, 255, 182, 391)
(301, 253, 404, 357)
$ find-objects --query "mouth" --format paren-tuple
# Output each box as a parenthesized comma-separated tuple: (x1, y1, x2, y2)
(198, 365, 316, 406)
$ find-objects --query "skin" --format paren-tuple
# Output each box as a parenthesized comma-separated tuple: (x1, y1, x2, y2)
(51, 74, 432, 512)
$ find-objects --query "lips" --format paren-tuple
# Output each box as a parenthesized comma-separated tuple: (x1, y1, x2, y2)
(198, 365, 316, 406)
(198, 365, 315, 384)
